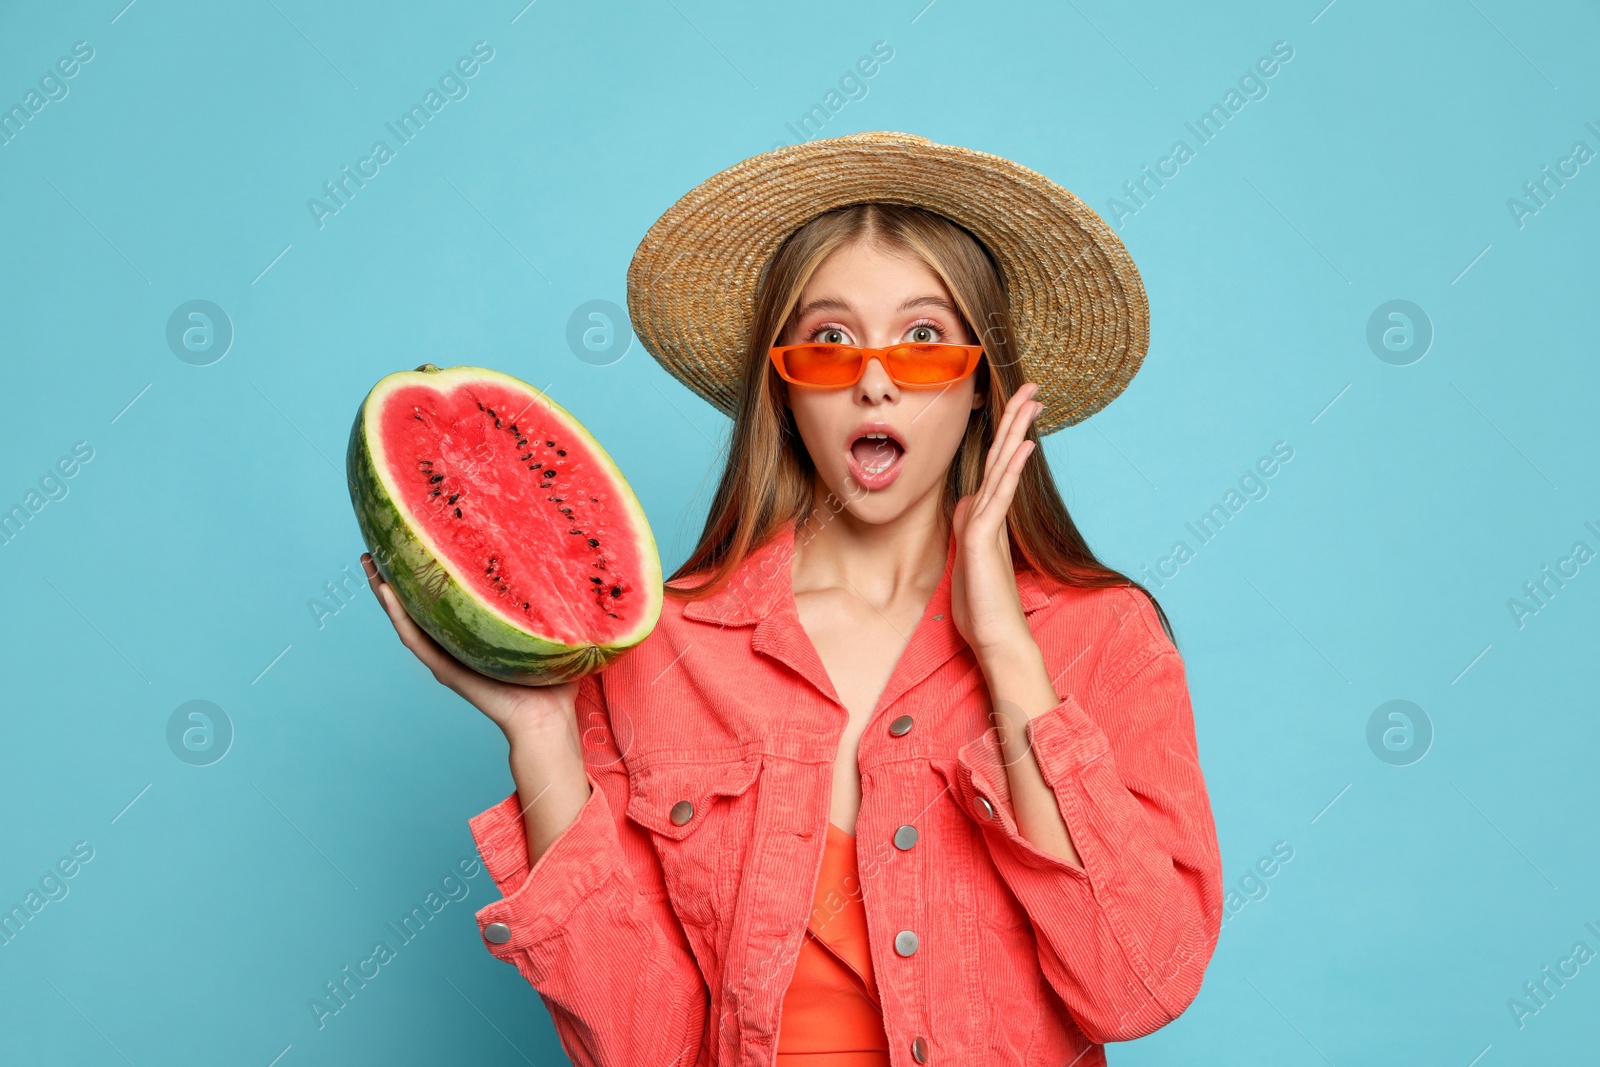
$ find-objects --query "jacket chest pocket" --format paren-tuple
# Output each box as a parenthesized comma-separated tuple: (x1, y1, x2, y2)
(626, 756, 762, 929)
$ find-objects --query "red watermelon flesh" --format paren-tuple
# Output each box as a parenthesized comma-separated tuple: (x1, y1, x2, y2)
(349, 364, 661, 684)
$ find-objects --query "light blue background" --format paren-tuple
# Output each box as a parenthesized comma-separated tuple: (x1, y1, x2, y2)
(2, 0, 1596, 1063)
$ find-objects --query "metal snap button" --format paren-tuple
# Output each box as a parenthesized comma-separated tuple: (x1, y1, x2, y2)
(911, 1035, 929, 1062)
(888, 714, 914, 737)
(894, 929, 919, 957)
(975, 795, 995, 821)
(670, 800, 694, 825)
(893, 824, 918, 850)
(484, 922, 511, 944)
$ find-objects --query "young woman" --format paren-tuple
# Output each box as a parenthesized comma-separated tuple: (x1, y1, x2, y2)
(362, 132, 1222, 1066)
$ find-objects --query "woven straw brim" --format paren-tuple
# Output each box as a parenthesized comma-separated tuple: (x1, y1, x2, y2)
(625, 130, 1148, 436)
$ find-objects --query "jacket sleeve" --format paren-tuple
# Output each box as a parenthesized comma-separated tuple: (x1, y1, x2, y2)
(952, 586, 1223, 1044)
(469, 671, 712, 1067)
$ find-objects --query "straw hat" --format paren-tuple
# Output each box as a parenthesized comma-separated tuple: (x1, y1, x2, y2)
(625, 130, 1148, 436)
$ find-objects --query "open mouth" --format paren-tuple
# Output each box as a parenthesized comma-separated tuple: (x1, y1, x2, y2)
(846, 429, 906, 488)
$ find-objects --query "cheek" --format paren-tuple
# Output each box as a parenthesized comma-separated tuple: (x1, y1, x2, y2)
(786, 394, 847, 466)
(910, 388, 978, 454)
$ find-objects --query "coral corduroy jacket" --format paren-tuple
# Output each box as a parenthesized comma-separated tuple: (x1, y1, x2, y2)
(468, 519, 1223, 1066)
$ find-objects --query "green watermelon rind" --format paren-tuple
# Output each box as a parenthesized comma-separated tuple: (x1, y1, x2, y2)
(347, 364, 663, 685)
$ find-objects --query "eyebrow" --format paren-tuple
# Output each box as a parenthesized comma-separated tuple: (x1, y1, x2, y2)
(793, 295, 959, 319)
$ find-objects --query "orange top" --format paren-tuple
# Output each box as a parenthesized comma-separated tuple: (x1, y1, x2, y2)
(775, 821, 891, 1066)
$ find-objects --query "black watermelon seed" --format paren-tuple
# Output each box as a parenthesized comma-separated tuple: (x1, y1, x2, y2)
(522, 602, 529, 609)
(430, 488, 440, 497)
(530, 462, 542, 470)
(545, 440, 554, 447)
(475, 401, 484, 410)
(546, 470, 557, 479)
(588, 538, 599, 547)
(488, 408, 496, 417)
(610, 585, 621, 598)
(590, 497, 598, 502)
(569, 529, 581, 534)
(556, 449, 566, 456)
(520, 454, 532, 461)
(448, 493, 459, 504)
(495, 418, 502, 428)
(454, 507, 462, 518)
(590, 577, 602, 584)
(429, 474, 443, 484)
(510, 424, 519, 433)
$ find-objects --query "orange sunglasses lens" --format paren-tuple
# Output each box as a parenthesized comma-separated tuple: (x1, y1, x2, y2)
(887, 343, 976, 384)
(775, 343, 863, 386)
(772, 343, 979, 386)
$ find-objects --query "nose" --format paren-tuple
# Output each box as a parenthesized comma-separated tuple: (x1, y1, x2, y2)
(856, 353, 900, 402)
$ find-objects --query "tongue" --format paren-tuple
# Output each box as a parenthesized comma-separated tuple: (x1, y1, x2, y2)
(852, 437, 902, 470)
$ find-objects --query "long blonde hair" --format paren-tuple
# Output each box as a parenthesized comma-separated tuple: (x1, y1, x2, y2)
(664, 202, 1171, 641)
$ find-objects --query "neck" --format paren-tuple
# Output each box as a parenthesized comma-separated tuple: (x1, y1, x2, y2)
(792, 482, 950, 605)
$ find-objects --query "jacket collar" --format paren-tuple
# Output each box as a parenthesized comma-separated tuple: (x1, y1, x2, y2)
(676, 519, 1053, 628)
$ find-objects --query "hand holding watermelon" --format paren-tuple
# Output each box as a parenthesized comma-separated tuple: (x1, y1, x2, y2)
(362, 548, 597, 862)
(360, 551, 581, 740)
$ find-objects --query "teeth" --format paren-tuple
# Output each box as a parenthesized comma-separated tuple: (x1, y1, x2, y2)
(855, 430, 900, 476)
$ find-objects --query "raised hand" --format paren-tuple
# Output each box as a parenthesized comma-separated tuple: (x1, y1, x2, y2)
(949, 381, 1043, 661)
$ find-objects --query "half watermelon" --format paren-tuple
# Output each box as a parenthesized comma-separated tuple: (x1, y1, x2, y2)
(347, 364, 662, 685)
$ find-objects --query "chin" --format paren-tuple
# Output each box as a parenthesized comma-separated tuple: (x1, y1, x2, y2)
(826, 470, 932, 525)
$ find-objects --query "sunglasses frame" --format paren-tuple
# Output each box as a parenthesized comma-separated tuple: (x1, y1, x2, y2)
(767, 342, 985, 389)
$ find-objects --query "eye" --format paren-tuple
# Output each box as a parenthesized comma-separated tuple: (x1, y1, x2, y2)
(905, 319, 943, 344)
(810, 325, 850, 345)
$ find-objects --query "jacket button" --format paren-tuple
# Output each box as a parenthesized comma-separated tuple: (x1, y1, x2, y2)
(975, 794, 995, 821)
(670, 800, 694, 825)
(911, 1035, 929, 1062)
(888, 714, 914, 736)
(893, 824, 918, 850)
(484, 922, 511, 944)
(894, 929, 919, 956)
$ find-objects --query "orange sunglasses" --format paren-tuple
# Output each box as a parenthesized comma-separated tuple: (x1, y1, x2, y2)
(767, 342, 985, 388)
